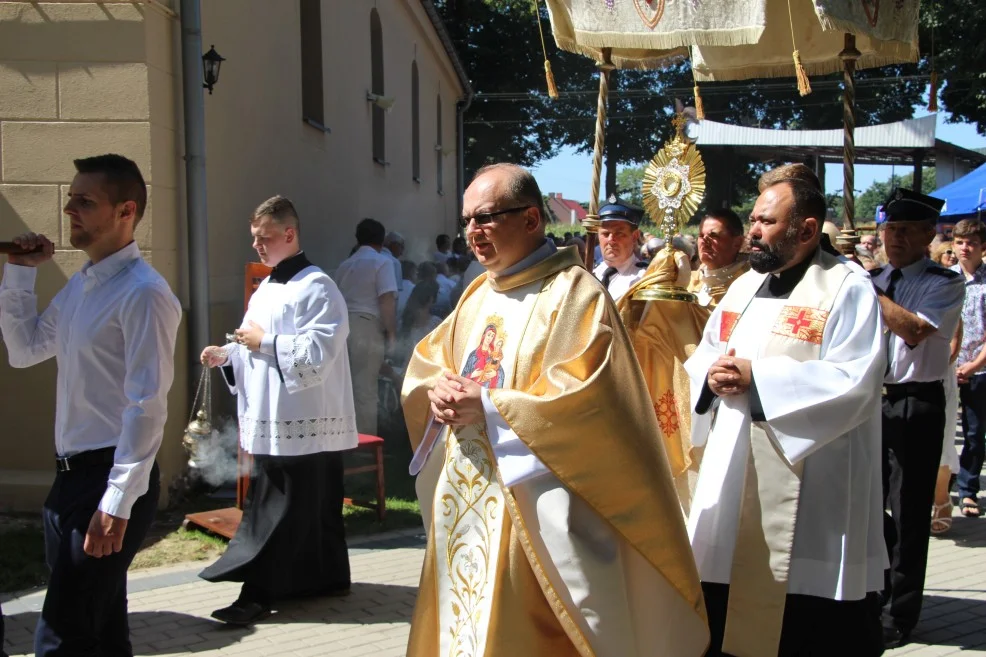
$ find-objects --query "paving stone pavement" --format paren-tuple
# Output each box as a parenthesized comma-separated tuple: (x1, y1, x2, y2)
(4, 516, 986, 656)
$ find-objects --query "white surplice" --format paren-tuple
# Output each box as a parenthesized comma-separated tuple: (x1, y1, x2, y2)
(224, 265, 358, 456)
(684, 271, 888, 600)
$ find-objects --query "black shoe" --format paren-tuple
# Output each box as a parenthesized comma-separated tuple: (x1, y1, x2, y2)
(883, 625, 910, 649)
(211, 601, 272, 627)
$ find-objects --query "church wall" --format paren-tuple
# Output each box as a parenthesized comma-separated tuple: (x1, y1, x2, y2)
(0, 0, 466, 511)
(0, 1, 188, 511)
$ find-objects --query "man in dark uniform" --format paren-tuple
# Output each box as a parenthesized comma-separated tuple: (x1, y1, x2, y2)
(592, 197, 648, 301)
(871, 187, 964, 648)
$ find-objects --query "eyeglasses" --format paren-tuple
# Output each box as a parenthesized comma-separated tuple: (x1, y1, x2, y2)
(459, 206, 531, 229)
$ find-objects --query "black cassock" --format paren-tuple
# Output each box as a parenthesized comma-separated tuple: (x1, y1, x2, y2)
(199, 451, 350, 602)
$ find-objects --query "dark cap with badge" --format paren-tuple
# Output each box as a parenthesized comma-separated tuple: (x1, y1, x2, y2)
(883, 187, 945, 223)
(598, 195, 644, 227)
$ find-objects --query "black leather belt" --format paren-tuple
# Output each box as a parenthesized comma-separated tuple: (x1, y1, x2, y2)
(55, 447, 115, 473)
(882, 380, 944, 399)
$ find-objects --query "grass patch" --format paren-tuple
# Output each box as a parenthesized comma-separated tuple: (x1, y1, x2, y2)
(0, 413, 425, 594)
(129, 528, 226, 570)
(0, 524, 47, 593)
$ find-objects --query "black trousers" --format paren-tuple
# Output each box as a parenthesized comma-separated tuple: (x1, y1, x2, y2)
(35, 462, 160, 657)
(702, 582, 884, 656)
(882, 381, 946, 632)
(1, 601, 7, 657)
(199, 451, 350, 603)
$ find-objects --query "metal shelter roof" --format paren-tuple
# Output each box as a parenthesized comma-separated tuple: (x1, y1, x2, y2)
(693, 115, 986, 168)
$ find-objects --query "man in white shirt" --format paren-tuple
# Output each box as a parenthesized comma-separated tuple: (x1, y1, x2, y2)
(334, 218, 398, 435)
(0, 154, 181, 656)
(433, 233, 452, 263)
(685, 164, 886, 656)
(199, 196, 358, 626)
(870, 188, 963, 648)
(382, 231, 405, 292)
(592, 200, 647, 301)
(396, 260, 417, 324)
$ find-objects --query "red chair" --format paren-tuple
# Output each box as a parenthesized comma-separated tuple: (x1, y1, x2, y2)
(343, 434, 386, 521)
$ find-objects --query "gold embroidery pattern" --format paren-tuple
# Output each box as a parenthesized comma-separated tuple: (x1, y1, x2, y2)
(771, 306, 829, 345)
(633, 0, 666, 29)
(440, 426, 503, 657)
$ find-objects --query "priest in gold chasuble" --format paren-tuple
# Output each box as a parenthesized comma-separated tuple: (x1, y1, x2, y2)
(617, 247, 710, 515)
(402, 164, 708, 657)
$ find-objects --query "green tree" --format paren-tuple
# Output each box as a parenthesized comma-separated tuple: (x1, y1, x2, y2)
(923, 0, 986, 133)
(615, 165, 646, 209)
(440, 0, 935, 205)
(853, 168, 937, 225)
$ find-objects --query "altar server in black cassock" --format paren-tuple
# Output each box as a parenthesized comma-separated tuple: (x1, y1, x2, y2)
(199, 196, 358, 626)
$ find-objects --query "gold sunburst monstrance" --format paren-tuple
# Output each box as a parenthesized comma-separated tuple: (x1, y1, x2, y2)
(643, 115, 705, 250)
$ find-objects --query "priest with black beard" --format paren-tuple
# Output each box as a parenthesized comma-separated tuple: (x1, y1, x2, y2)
(684, 164, 887, 657)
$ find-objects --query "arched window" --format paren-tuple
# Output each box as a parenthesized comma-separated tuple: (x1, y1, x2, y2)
(436, 95, 443, 194)
(299, 0, 324, 128)
(412, 61, 420, 181)
(370, 9, 385, 164)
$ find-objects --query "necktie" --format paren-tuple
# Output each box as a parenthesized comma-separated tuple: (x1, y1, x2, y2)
(886, 268, 903, 301)
(884, 268, 903, 376)
(601, 266, 618, 290)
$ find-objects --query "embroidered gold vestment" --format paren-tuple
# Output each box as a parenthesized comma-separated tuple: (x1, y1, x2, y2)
(402, 247, 708, 657)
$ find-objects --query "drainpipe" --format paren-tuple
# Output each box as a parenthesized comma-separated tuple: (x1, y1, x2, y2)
(180, 0, 211, 371)
(455, 90, 474, 224)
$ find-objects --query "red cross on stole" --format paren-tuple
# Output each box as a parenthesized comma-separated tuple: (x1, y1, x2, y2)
(771, 306, 829, 344)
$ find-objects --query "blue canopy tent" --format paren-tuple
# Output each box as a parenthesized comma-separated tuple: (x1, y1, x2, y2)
(932, 162, 986, 221)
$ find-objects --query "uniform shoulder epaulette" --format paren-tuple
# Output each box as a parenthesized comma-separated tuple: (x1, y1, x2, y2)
(869, 267, 884, 278)
(927, 265, 961, 279)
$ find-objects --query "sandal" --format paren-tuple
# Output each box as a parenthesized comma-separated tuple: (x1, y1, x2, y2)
(960, 497, 981, 518)
(931, 502, 953, 535)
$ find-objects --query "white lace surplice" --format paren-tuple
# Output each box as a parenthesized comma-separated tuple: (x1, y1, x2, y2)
(224, 266, 358, 455)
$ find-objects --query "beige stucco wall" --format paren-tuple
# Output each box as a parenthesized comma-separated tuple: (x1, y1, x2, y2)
(0, 1, 188, 511)
(200, 0, 465, 347)
(0, 0, 466, 510)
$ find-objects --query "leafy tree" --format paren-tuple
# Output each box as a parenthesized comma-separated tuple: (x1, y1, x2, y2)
(440, 0, 934, 208)
(923, 0, 986, 133)
(853, 168, 937, 225)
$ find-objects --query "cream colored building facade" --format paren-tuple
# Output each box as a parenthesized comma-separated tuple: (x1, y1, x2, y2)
(0, 0, 469, 511)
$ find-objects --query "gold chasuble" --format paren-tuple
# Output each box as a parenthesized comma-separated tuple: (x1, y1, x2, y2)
(402, 247, 709, 657)
(616, 249, 711, 514)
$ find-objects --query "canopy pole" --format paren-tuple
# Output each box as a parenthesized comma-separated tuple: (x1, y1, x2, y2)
(583, 48, 614, 269)
(837, 33, 861, 255)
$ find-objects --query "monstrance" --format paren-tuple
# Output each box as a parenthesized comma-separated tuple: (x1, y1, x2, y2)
(635, 113, 705, 303)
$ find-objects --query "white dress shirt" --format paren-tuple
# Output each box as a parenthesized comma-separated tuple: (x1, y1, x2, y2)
(0, 242, 181, 519)
(593, 256, 646, 301)
(382, 246, 404, 292)
(334, 245, 398, 317)
(397, 280, 416, 323)
(872, 258, 964, 384)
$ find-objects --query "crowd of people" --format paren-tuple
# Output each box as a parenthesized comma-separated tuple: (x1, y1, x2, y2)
(1, 152, 984, 657)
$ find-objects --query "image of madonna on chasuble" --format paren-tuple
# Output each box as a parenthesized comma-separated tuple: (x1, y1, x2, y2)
(401, 246, 709, 657)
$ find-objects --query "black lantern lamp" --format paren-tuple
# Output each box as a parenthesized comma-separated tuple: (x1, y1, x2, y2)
(202, 45, 225, 95)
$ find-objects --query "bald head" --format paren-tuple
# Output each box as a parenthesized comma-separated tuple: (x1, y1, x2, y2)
(463, 163, 547, 275)
(471, 163, 547, 232)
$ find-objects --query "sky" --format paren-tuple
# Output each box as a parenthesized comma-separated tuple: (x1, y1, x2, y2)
(531, 111, 986, 203)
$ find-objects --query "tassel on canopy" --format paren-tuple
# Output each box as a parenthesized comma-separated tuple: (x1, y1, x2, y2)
(793, 50, 812, 96)
(788, 0, 811, 96)
(693, 84, 705, 120)
(533, 0, 559, 99)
